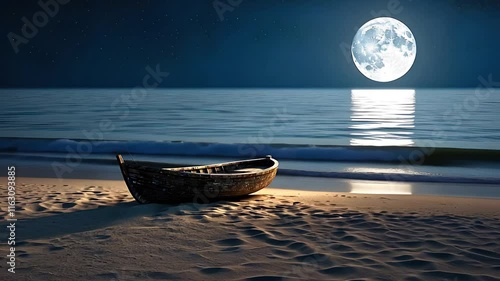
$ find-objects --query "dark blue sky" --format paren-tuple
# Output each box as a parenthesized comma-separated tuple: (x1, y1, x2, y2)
(2, 0, 500, 88)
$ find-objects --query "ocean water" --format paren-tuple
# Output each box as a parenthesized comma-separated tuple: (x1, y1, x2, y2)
(1, 88, 500, 186)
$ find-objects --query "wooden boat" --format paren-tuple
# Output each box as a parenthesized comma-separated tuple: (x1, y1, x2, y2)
(116, 155, 278, 204)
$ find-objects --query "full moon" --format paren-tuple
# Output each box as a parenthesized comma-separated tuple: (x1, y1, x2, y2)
(351, 17, 416, 82)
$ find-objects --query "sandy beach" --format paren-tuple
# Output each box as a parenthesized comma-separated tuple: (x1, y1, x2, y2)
(1, 177, 499, 281)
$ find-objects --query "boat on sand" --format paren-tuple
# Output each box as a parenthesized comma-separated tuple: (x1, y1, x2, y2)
(116, 155, 278, 204)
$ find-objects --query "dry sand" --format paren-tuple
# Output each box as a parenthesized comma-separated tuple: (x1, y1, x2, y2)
(1, 177, 499, 280)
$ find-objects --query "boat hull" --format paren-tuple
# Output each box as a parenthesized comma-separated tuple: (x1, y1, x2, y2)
(117, 155, 278, 204)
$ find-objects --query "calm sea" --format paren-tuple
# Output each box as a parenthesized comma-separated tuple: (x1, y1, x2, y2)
(1, 88, 499, 148)
(1, 88, 500, 188)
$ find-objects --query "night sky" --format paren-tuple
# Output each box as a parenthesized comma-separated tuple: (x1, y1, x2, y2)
(2, 0, 500, 88)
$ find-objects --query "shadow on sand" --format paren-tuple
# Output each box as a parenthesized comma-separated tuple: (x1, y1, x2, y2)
(2, 194, 267, 241)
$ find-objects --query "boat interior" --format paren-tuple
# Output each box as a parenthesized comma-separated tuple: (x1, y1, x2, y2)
(121, 156, 275, 175)
(166, 159, 273, 175)
(183, 166, 266, 174)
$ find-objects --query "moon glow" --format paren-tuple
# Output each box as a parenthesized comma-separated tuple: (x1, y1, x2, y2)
(351, 17, 416, 82)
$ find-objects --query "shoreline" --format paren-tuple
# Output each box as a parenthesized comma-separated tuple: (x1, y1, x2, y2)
(3, 162, 500, 198)
(2, 152, 500, 198)
(3, 177, 500, 214)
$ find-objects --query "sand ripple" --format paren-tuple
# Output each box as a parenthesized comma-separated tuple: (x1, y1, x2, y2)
(0, 181, 499, 281)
